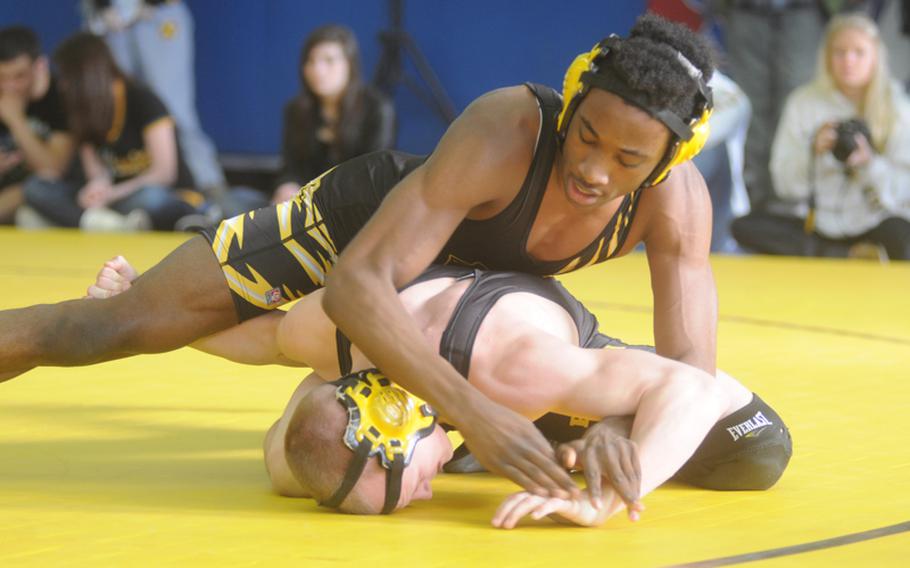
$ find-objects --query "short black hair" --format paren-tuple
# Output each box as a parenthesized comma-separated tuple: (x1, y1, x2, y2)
(0, 26, 41, 62)
(598, 13, 714, 124)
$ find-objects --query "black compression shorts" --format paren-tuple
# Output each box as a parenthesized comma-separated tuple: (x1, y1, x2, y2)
(201, 169, 342, 322)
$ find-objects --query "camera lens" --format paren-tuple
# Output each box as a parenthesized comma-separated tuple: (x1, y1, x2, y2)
(831, 119, 870, 163)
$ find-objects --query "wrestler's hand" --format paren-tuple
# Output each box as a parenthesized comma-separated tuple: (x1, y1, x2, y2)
(86, 255, 139, 299)
(491, 490, 619, 529)
(457, 396, 580, 500)
(556, 419, 643, 521)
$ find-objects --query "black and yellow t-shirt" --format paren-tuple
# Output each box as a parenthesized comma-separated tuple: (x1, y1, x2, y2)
(98, 81, 194, 188)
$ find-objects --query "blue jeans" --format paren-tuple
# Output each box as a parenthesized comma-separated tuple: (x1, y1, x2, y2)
(23, 176, 194, 230)
(103, 2, 225, 188)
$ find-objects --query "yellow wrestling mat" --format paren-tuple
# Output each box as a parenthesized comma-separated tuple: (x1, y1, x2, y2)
(0, 227, 907, 567)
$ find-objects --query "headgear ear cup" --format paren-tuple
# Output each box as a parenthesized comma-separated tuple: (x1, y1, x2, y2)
(676, 108, 712, 164)
(322, 369, 438, 514)
(557, 42, 608, 135)
(648, 107, 713, 186)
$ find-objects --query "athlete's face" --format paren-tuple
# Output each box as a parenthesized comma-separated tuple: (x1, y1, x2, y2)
(355, 424, 454, 512)
(828, 28, 877, 94)
(560, 89, 670, 208)
(303, 41, 351, 101)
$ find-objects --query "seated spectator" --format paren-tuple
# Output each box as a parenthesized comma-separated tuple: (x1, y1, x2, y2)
(82, 0, 226, 192)
(0, 27, 73, 225)
(23, 33, 196, 231)
(732, 13, 910, 260)
(272, 25, 395, 203)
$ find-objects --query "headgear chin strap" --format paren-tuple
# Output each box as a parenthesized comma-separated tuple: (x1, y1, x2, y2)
(321, 369, 438, 514)
(557, 34, 714, 188)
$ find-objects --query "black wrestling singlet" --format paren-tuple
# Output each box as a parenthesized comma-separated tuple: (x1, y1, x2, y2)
(203, 83, 644, 321)
(333, 265, 631, 377)
(436, 83, 643, 276)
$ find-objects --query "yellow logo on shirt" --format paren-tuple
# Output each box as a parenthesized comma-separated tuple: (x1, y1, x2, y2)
(160, 21, 177, 40)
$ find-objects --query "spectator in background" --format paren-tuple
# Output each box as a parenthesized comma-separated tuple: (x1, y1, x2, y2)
(716, 0, 828, 214)
(272, 25, 395, 203)
(82, 0, 226, 192)
(23, 33, 196, 231)
(733, 13, 910, 259)
(647, 2, 752, 252)
(0, 27, 73, 225)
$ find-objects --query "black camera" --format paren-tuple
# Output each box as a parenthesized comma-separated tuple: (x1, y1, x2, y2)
(832, 118, 872, 163)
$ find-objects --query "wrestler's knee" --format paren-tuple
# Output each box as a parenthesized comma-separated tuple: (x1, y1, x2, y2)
(675, 437, 792, 491)
(675, 394, 793, 491)
(659, 365, 729, 416)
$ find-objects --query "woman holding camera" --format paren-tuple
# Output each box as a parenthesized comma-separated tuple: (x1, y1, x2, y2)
(733, 13, 910, 259)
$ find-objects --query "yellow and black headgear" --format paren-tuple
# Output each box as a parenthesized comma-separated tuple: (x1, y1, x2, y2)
(557, 35, 714, 188)
(321, 369, 438, 514)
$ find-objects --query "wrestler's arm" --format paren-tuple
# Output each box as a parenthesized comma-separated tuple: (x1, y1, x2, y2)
(558, 367, 750, 446)
(322, 90, 579, 498)
(489, 337, 728, 528)
(493, 338, 728, 494)
(641, 162, 717, 374)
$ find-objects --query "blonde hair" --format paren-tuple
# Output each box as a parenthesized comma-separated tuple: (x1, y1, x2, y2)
(811, 13, 897, 151)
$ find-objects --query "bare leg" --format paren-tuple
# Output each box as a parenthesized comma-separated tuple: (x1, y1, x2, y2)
(0, 236, 237, 378)
(0, 370, 26, 383)
(86, 255, 305, 367)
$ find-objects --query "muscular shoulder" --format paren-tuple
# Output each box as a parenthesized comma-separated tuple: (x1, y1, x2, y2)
(465, 85, 541, 158)
(635, 161, 712, 256)
(422, 86, 542, 208)
(470, 86, 541, 128)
